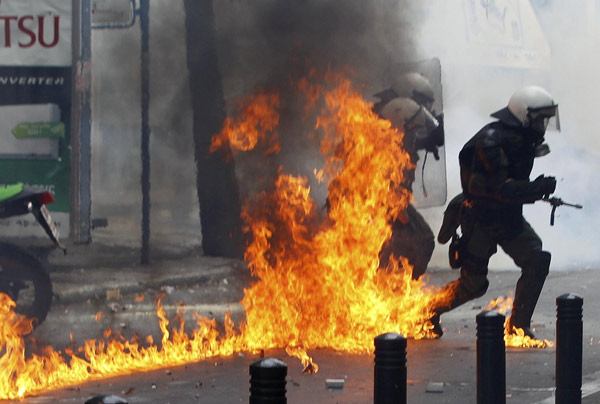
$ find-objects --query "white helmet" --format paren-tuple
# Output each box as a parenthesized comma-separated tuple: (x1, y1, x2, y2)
(380, 97, 439, 140)
(491, 85, 560, 132)
(391, 72, 435, 109)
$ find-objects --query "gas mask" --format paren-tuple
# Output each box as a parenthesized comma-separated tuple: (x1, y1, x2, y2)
(405, 105, 439, 141)
(527, 105, 559, 157)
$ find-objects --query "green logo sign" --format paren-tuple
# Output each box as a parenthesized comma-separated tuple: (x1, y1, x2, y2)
(12, 122, 65, 139)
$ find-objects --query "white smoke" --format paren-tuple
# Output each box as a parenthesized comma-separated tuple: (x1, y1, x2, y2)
(90, 0, 200, 250)
(415, 0, 600, 270)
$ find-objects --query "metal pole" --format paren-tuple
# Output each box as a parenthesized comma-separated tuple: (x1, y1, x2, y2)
(249, 357, 287, 404)
(374, 332, 407, 404)
(70, 0, 92, 244)
(139, 0, 151, 265)
(556, 293, 583, 404)
(476, 310, 506, 404)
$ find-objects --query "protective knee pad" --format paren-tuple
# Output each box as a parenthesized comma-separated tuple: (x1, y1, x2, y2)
(534, 250, 551, 281)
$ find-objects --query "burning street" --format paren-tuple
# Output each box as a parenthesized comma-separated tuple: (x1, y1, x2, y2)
(4, 71, 453, 398)
(0, 67, 596, 397)
(5, 256, 600, 403)
(0, 0, 599, 403)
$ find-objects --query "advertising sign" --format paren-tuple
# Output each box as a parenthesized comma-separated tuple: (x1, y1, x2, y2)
(421, 0, 551, 69)
(0, 0, 72, 236)
(0, 0, 72, 65)
(461, 0, 551, 68)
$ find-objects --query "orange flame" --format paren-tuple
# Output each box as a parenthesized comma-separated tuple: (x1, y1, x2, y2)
(483, 293, 514, 314)
(0, 292, 246, 399)
(210, 91, 281, 155)
(0, 70, 460, 399)
(484, 295, 554, 348)
(238, 71, 451, 363)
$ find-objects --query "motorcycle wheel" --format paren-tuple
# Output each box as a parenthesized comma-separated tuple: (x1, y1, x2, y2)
(0, 242, 53, 327)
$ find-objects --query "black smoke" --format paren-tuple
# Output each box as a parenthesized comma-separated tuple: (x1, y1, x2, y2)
(212, 0, 422, 205)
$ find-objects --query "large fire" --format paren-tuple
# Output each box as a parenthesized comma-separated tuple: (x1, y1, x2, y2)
(235, 70, 452, 367)
(0, 71, 548, 399)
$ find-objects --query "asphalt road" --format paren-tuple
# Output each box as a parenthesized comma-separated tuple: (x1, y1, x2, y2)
(10, 261, 600, 404)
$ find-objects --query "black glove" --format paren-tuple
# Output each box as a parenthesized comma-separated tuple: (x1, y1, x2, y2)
(532, 175, 556, 198)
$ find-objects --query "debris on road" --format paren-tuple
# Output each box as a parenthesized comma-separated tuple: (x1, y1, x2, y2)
(106, 289, 121, 301)
(84, 394, 128, 404)
(325, 378, 345, 390)
(426, 382, 444, 393)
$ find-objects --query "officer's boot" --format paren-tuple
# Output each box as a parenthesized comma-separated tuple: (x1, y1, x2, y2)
(429, 276, 489, 338)
(509, 251, 551, 339)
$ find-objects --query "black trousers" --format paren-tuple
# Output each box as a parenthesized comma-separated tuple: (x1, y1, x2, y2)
(434, 217, 550, 329)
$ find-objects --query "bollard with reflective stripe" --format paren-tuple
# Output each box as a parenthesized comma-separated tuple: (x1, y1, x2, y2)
(556, 293, 583, 404)
(374, 332, 407, 404)
(476, 310, 505, 404)
(249, 357, 287, 404)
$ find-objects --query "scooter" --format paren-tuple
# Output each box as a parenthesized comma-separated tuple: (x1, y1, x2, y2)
(0, 183, 65, 327)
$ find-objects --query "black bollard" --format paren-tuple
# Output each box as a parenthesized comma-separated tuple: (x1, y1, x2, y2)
(556, 293, 583, 404)
(374, 332, 407, 404)
(476, 310, 506, 404)
(249, 357, 287, 404)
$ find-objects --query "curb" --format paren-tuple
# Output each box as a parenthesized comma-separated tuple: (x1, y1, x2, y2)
(50, 256, 244, 305)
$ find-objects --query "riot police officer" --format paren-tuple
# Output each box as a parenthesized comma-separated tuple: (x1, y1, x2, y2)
(430, 85, 559, 338)
(374, 72, 444, 279)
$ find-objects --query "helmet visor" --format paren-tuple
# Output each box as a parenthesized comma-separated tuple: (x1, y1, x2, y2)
(528, 105, 560, 132)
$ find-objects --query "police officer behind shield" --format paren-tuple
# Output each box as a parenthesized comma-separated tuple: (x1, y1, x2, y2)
(374, 72, 444, 280)
(431, 85, 560, 338)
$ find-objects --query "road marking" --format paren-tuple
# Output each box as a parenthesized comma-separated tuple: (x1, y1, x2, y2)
(91, 303, 244, 320)
(533, 369, 600, 404)
(128, 303, 244, 313)
(511, 387, 554, 392)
